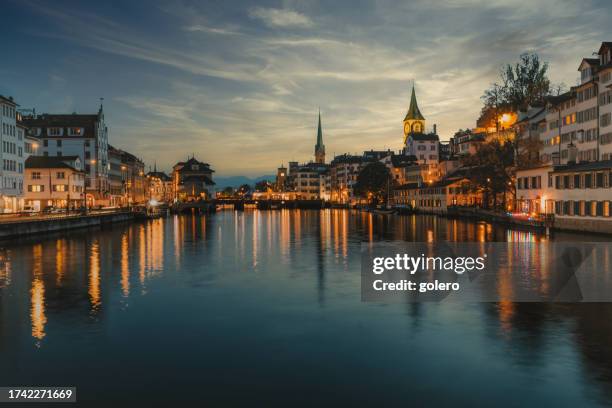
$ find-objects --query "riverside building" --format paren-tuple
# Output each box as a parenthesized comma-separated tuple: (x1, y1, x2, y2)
(0, 95, 26, 213)
(21, 103, 110, 207)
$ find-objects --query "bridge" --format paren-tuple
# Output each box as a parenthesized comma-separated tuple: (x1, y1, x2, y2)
(172, 199, 325, 213)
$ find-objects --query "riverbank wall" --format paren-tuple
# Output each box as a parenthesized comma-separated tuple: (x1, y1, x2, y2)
(0, 212, 136, 239)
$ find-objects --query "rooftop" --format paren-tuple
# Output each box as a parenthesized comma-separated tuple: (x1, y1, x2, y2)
(25, 155, 82, 171)
(552, 159, 612, 173)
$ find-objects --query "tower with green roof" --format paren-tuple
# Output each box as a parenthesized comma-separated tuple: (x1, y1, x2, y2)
(403, 85, 426, 145)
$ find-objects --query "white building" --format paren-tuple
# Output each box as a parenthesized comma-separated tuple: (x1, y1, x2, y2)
(598, 42, 612, 160)
(21, 103, 110, 206)
(539, 42, 612, 165)
(515, 158, 612, 234)
(0, 95, 26, 213)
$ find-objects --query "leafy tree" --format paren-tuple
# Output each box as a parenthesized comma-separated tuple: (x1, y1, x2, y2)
(461, 139, 515, 210)
(254, 180, 273, 192)
(237, 184, 252, 196)
(482, 52, 553, 112)
(220, 186, 234, 197)
(354, 162, 391, 205)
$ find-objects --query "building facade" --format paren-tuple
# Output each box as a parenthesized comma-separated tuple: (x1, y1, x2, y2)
(172, 157, 215, 201)
(21, 104, 110, 207)
(329, 154, 366, 204)
(0, 96, 26, 212)
(402, 86, 440, 164)
(24, 156, 85, 211)
(515, 160, 612, 233)
(147, 168, 173, 203)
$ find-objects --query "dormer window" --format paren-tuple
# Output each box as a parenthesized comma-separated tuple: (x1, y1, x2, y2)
(68, 127, 83, 136)
(47, 127, 63, 136)
(29, 127, 41, 136)
(191, 164, 199, 170)
(580, 68, 590, 82)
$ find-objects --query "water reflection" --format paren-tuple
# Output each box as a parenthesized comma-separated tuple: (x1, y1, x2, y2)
(88, 240, 101, 312)
(121, 232, 130, 297)
(0, 211, 611, 405)
(30, 244, 46, 342)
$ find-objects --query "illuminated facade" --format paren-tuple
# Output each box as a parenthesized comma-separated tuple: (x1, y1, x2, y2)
(23, 155, 85, 210)
(402, 86, 440, 164)
(21, 103, 110, 206)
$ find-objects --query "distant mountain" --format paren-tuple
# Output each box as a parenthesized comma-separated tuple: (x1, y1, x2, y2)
(214, 175, 276, 189)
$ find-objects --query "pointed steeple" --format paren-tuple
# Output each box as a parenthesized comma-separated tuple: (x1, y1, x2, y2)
(316, 109, 324, 148)
(404, 85, 425, 121)
(314, 109, 325, 164)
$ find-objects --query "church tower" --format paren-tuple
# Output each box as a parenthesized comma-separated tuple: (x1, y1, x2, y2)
(314, 110, 325, 164)
(403, 85, 426, 145)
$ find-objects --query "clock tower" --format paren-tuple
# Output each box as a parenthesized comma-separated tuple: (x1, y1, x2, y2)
(403, 85, 426, 145)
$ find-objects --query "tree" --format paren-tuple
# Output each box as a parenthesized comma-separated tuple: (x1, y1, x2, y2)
(482, 52, 553, 112)
(461, 139, 515, 210)
(237, 184, 252, 196)
(220, 186, 234, 197)
(353, 162, 391, 205)
(254, 180, 272, 192)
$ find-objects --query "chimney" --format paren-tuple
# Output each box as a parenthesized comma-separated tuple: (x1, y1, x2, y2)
(567, 142, 578, 165)
(433, 124, 437, 134)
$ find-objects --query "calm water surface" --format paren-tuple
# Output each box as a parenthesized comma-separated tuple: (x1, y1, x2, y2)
(1, 210, 612, 406)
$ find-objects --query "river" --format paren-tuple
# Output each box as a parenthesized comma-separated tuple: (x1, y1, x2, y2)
(1, 210, 611, 406)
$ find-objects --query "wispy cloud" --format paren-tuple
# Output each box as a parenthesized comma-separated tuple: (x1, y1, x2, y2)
(248, 7, 313, 28)
(7, 0, 612, 176)
(183, 24, 240, 36)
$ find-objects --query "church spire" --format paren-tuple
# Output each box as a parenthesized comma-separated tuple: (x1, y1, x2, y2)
(316, 109, 323, 148)
(314, 109, 325, 164)
(404, 84, 425, 121)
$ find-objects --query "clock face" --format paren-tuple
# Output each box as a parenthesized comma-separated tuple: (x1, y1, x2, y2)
(404, 122, 411, 135)
(413, 122, 422, 133)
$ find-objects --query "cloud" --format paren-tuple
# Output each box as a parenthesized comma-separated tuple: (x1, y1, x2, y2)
(183, 24, 240, 36)
(248, 7, 313, 28)
(10, 0, 612, 176)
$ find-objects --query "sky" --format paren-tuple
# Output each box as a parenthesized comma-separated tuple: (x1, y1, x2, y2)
(1, 0, 611, 177)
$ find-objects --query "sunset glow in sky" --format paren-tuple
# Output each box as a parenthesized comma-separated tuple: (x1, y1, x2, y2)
(2, 0, 611, 176)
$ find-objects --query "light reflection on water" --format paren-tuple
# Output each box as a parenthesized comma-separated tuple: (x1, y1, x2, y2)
(0, 210, 611, 406)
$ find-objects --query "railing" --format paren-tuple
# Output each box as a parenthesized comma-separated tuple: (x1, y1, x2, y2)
(0, 207, 137, 224)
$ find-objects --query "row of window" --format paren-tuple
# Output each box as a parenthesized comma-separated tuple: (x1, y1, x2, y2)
(42, 139, 91, 147)
(600, 90, 612, 106)
(578, 107, 598, 123)
(577, 86, 597, 102)
(2, 159, 21, 173)
(2, 141, 22, 157)
(554, 200, 611, 217)
(2, 123, 16, 137)
(417, 145, 437, 151)
(2, 176, 21, 191)
(553, 172, 610, 189)
(27, 184, 83, 193)
(31, 172, 69, 180)
(1, 104, 15, 118)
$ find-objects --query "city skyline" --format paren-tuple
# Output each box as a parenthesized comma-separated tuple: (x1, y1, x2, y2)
(2, 0, 611, 176)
